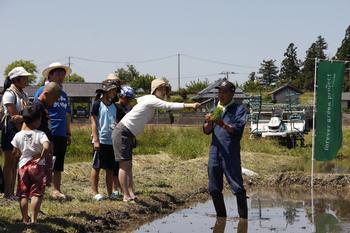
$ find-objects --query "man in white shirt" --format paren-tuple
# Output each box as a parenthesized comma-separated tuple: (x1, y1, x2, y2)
(112, 79, 200, 202)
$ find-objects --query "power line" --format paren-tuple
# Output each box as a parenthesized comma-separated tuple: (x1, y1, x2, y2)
(181, 54, 258, 69)
(71, 54, 178, 64)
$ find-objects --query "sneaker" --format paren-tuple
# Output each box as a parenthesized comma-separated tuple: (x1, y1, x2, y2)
(112, 191, 123, 198)
(93, 194, 104, 201)
(109, 193, 121, 200)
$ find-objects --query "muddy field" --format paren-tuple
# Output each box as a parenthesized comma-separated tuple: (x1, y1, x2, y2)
(0, 152, 350, 233)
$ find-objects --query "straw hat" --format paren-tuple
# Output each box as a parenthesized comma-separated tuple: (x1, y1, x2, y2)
(151, 79, 166, 94)
(8, 67, 32, 80)
(106, 73, 120, 81)
(42, 62, 72, 80)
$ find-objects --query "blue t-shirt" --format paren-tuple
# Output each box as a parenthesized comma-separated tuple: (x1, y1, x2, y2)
(34, 86, 71, 137)
(91, 100, 117, 145)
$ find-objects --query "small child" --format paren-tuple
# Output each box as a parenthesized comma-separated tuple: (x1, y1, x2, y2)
(91, 77, 120, 201)
(11, 105, 50, 223)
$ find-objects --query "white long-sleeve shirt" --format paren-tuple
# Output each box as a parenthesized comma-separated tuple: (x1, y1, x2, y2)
(120, 95, 184, 136)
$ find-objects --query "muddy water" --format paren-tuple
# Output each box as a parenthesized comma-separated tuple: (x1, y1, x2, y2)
(135, 189, 350, 233)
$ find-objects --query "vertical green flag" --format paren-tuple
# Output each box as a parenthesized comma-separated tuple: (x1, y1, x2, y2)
(315, 60, 345, 161)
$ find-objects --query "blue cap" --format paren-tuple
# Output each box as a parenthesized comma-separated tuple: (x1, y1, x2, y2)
(120, 86, 135, 99)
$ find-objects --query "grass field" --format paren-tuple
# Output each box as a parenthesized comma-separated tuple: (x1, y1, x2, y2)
(1, 122, 349, 173)
(64, 123, 350, 173)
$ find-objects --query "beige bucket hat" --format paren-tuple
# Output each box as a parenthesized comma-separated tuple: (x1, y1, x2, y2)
(8, 67, 32, 80)
(42, 62, 72, 80)
(151, 79, 166, 94)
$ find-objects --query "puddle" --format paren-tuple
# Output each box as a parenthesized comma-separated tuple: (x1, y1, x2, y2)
(135, 189, 350, 233)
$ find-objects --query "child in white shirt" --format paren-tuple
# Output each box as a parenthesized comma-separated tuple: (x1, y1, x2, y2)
(11, 105, 50, 223)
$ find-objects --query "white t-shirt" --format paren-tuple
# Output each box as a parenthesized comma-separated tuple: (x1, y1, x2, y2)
(120, 95, 184, 136)
(11, 130, 50, 168)
(2, 90, 28, 114)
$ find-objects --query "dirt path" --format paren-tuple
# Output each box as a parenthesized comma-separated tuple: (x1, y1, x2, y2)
(0, 152, 349, 233)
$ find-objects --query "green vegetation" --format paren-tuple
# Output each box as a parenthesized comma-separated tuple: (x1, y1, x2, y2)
(4, 60, 38, 85)
(62, 124, 350, 174)
(211, 107, 223, 121)
(1, 124, 349, 172)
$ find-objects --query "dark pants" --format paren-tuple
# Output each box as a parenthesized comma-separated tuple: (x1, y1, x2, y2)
(208, 150, 248, 218)
(208, 151, 245, 197)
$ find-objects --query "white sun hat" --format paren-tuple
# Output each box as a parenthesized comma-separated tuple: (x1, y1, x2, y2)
(8, 67, 32, 80)
(42, 62, 72, 80)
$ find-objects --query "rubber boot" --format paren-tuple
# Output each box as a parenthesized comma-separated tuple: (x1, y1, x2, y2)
(236, 192, 248, 219)
(212, 193, 227, 217)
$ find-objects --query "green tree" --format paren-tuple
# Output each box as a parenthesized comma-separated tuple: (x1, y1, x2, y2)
(335, 25, 350, 91)
(131, 74, 155, 94)
(300, 36, 328, 91)
(248, 72, 256, 82)
(115, 65, 139, 83)
(65, 73, 85, 83)
(258, 59, 279, 86)
(185, 78, 209, 94)
(4, 60, 38, 85)
(280, 43, 301, 83)
(243, 72, 260, 92)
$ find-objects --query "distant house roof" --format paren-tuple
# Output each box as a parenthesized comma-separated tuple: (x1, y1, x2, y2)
(342, 92, 350, 101)
(270, 84, 303, 95)
(0, 82, 101, 98)
(192, 78, 247, 101)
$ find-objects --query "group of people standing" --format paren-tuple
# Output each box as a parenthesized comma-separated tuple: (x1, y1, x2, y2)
(1, 62, 71, 223)
(0, 61, 248, 223)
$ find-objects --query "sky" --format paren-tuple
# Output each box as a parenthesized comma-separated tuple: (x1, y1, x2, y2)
(1, 0, 349, 90)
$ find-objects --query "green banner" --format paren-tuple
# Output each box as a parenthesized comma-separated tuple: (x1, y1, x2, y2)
(315, 60, 345, 161)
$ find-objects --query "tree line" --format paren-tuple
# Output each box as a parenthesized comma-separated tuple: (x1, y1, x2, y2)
(243, 25, 350, 93)
(2, 61, 208, 95)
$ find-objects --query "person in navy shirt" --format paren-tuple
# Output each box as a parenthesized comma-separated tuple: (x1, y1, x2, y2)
(203, 80, 248, 219)
(34, 62, 72, 200)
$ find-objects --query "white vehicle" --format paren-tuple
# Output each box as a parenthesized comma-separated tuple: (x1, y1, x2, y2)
(249, 105, 309, 148)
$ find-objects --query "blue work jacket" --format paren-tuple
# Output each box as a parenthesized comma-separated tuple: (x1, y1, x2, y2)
(209, 103, 247, 160)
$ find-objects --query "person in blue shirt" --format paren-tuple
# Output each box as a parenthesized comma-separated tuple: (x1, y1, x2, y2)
(34, 62, 72, 200)
(203, 80, 248, 219)
(90, 78, 120, 201)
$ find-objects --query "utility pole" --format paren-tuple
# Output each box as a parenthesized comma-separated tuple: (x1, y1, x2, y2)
(220, 71, 235, 80)
(68, 56, 71, 82)
(177, 53, 181, 90)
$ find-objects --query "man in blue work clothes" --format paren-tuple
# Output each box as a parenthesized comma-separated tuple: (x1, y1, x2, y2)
(203, 80, 248, 219)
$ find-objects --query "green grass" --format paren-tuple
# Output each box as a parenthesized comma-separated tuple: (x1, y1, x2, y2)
(299, 92, 314, 105)
(134, 125, 211, 160)
(1, 124, 350, 173)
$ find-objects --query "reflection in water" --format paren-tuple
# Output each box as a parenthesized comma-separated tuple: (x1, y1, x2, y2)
(212, 218, 226, 233)
(315, 213, 340, 233)
(212, 218, 248, 233)
(135, 189, 350, 233)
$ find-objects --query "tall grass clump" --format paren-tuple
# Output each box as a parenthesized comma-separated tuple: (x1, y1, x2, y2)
(66, 124, 92, 163)
(166, 126, 211, 159)
(134, 125, 211, 159)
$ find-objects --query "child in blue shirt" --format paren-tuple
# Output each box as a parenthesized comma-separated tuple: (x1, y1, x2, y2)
(90, 78, 120, 201)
